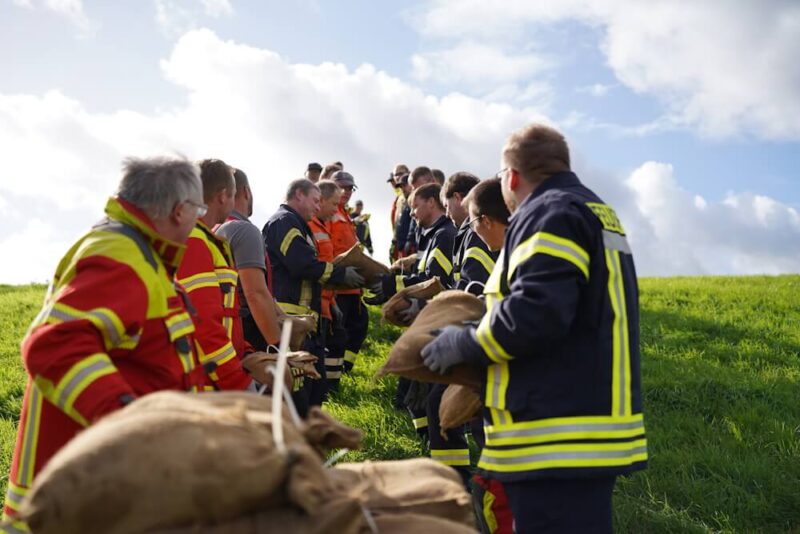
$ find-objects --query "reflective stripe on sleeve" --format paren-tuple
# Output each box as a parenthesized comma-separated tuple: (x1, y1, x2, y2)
(508, 231, 589, 280)
(38, 353, 117, 427)
(476, 313, 513, 363)
(464, 246, 496, 274)
(280, 228, 303, 256)
(199, 342, 237, 368)
(48, 303, 127, 351)
(165, 312, 195, 340)
(606, 249, 631, 417)
(177, 271, 219, 292)
(430, 248, 453, 275)
(320, 262, 334, 284)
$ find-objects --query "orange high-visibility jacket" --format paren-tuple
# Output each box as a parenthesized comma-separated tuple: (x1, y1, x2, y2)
(308, 217, 335, 320)
(330, 204, 360, 296)
(3, 197, 203, 524)
(176, 222, 251, 391)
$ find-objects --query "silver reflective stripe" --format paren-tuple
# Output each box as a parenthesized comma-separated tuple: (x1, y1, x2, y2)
(432, 454, 470, 463)
(489, 365, 502, 409)
(313, 232, 329, 241)
(182, 275, 218, 290)
(168, 318, 194, 338)
(488, 420, 644, 441)
(603, 230, 631, 254)
(49, 308, 121, 347)
(19, 387, 41, 485)
(324, 358, 344, 366)
(484, 445, 648, 465)
(1, 523, 29, 534)
(56, 359, 114, 410)
(5, 488, 23, 507)
(207, 345, 236, 365)
(511, 235, 588, 277)
(327, 371, 342, 379)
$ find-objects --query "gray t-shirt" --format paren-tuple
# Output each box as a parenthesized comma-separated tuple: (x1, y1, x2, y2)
(215, 210, 266, 270)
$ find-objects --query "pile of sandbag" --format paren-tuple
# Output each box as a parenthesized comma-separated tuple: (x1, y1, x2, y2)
(331, 243, 390, 288)
(378, 290, 485, 389)
(18, 391, 476, 534)
(381, 277, 445, 327)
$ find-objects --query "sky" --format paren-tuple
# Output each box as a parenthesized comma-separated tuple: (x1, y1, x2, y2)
(0, 0, 798, 283)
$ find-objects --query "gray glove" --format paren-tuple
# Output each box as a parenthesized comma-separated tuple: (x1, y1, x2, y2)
(341, 266, 365, 288)
(421, 325, 483, 374)
(363, 280, 386, 305)
(398, 297, 425, 324)
(331, 302, 344, 324)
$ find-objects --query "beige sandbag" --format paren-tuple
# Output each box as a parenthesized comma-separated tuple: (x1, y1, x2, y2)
(242, 351, 321, 383)
(378, 290, 484, 389)
(332, 243, 390, 286)
(331, 458, 475, 527)
(390, 253, 418, 273)
(381, 277, 445, 327)
(276, 313, 317, 351)
(374, 513, 478, 533)
(439, 384, 483, 438)
(304, 406, 363, 454)
(240, 351, 293, 390)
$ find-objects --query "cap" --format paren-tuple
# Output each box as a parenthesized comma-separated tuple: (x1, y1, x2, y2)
(396, 173, 410, 185)
(332, 170, 356, 188)
(307, 162, 322, 172)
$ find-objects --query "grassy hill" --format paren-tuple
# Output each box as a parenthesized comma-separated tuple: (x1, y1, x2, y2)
(0, 276, 798, 532)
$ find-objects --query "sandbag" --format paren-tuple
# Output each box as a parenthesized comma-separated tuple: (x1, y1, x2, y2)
(304, 406, 363, 454)
(331, 458, 475, 527)
(381, 277, 445, 327)
(239, 351, 293, 390)
(390, 253, 418, 273)
(242, 351, 321, 383)
(374, 513, 478, 533)
(277, 314, 317, 351)
(439, 384, 483, 437)
(378, 290, 484, 388)
(332, 243, 390, 286)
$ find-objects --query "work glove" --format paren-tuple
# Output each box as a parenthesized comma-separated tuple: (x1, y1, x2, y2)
(341, 266, 365, 288)
(398, 297, 425, 324)
(331, 302, 344, 324)
(363, 280, 387, 305)
(421, 325, 484, 375)
(403, 380, 430, 412)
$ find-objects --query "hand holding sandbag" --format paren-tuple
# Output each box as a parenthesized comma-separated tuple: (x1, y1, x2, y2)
(363, 280, 387, 305)
(398, 297, 425, 324)
(421, 325, 483, 374)
(341, 266, 365, 288)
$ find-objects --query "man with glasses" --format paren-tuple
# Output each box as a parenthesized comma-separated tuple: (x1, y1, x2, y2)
(3, 157, 207, 528)
(177, 159, 255, 391)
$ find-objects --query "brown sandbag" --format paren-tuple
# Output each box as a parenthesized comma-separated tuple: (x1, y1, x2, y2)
(439, 384, 483, 437)
(240, 351, 293, 390)
(378, 290, 484, 389)
(374, 513, 478, 533)
(242, 351, 321, 382)
(381, 277, 446, 327)
(277, 314, 317, 351)
(390, 253, 418, 273)
(331, 458, 475, 527)
(332, 243, 390, 286)
(304, 406, 364, 454)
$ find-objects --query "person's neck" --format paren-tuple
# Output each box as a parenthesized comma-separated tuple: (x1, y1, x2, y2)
(200, 211, 221, 228)
(424, 211, 444, 228)
(452, 211, 467, 227)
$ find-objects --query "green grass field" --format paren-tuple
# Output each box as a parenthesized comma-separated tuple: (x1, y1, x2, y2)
(1, 277, 798, 532)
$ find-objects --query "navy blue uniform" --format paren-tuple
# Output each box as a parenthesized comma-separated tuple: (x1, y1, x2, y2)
(394, 204, 411, 252)
(453, 220, 497, 296)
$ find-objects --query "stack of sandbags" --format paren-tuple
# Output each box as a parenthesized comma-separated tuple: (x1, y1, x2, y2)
(382, 277, 446, 327)
(378, 290, 485, 389)
(19, 391, 358, 534)
(331, 243, 390, 287)
(439, 384, 483, 437)
(390, 253, 418, 274)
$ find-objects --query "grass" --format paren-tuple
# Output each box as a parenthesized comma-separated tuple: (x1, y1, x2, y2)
(0, 277, 798, 532)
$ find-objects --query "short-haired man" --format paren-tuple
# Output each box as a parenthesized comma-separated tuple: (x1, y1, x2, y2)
(393, 173, 413, 260)
(431, 168, 445, 185)
(262, 179, 364, 413)
(215, 168, 281, 353)
(405, 166, 436, 256)
(422, 124, 647, 533)
(305, 162, 323, 183)
(351, 200, 373, 255)
(3, 157, 206, 526)
(176, 159, 254, 391)
(388, 164, 410, 261)
(319, 163, 341, 182)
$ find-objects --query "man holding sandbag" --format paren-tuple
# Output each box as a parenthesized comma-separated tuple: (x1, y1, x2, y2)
(421, 124, 647, 534)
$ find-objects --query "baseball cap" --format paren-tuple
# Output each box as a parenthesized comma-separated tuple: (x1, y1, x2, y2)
(307, 162, 322, 172)
(332, 170, 357, 188)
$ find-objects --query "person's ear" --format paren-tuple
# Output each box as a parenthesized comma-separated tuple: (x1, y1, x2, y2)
(509, 169, 521, 192)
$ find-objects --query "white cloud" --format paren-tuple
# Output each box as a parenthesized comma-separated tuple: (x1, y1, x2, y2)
(415, 0, 800, 140)
(0, 29, 796, 283)
(577, 83, 613, 97)
(155, 0, 234, 37)
(10, 0, 95, 32)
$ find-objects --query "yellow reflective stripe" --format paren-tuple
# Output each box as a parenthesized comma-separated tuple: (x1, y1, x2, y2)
(417, 249, 429, 274)
(488, 407, 512, 427)
(343, 350, 358, 364)
(482, 488, 498, 533)
(320, 262, 334, 284)
(4, 482, 28, 513)
(165, 312, 195, 340)
(48, 303, 127, 351)
(485, 363, 510, 413)
(478, 438, 648, 473)
(412, 416, 428, 429)
(18, 386, 43, 486)
(606, 249, 631, 416)
(395, 275, 405, 291)
(0, 519, 30, 533)
(299, 280, 313, 308)
(464, 247, 496, 274)
(280, 228, 303, 256)
(177, 271, 218, 292)
(430, 248, 453, 275)
(43, 353, 116, 427)
(431, 448, 471, 466)
(277, 302, 316, 317)
(454, 272, 462, 281)
(215, 268, 238, 285)
(476, 313, 512, 363)
(198, 342, 237, 367)
(485, 413, 645, 447)
(508, 231, 589, 280)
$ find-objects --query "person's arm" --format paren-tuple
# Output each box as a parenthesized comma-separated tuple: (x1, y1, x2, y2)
(456, 234, 496, 294)
(398, 228, 456, 289)
(239, 267, 280, 345)
(273, 219, 347, 285)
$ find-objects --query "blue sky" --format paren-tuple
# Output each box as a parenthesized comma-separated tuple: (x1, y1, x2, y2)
(1, 0, 798, 282)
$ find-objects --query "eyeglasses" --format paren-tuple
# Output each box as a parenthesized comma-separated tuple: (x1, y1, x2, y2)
(185, 199, 208, 217)
(496, 167, 510, 179)
(465, 214, 484, 228)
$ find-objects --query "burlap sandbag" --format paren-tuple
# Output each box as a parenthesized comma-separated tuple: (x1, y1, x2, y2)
(381, 277, 445, 327)
(304, 406, 364, 454)
(331, 243, 390, 287)
(242, 351, 321, 383)
(439, 384, 483, 437)
(374, 513, 478, 533)
(277, 314, 317, 351)
(240, 351, 293, 390)
(378, 290, 484, 388)
(390, 253, 418, 273)
(330, 458, 475, 527)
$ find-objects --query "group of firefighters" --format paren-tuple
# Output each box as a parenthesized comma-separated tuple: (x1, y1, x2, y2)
(2, 123, 646, 534)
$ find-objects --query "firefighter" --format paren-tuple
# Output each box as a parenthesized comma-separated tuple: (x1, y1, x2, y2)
(330, 171, 371, 374)
(262, 179, 364, 413)
(176, 159, 255, 391)
(403, 166, 436, 257)
(421, 124, 647, 533)
(2, 157, 206, 528)
(305, 162, 323, 183)
(388, 164, 409, 261)
(351, 200, 373, 255)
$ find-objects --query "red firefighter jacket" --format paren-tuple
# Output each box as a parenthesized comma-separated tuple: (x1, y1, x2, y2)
(308, 217, 335, 321)
(330, 204, 360, 296)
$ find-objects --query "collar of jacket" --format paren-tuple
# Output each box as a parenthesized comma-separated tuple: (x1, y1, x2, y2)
(422, 214, 450, 235)
(104, 196, 187, 273)
(510, 171, 582, 224)
(279, 203, 312, 232)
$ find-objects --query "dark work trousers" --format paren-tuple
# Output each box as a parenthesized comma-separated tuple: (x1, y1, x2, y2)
(426, 383, 471, 485)
(323, 315, 347, 394)
(337, 294, 369, 372)
(503, 476, 616, 534)
(303, 330, 328, 409)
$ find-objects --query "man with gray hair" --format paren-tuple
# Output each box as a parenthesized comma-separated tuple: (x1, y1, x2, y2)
(3, 157, 207, 527)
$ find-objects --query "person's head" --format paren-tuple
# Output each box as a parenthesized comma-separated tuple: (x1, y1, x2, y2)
(409, 183, 445, 228)
(500, 123, 570, 212)
(305, 162, 322, 183)
(409, 166, 434, 190)
(442, 171, 480, 226)
(198, 158, 236, 225)
(397, 173, 412, 197)
(332, 170, 357, 205)
(389, 163, 410, 188)
(116, 156, 202, 243)
(331, 161, 344, 170)
(464, 177, 510, 251)
(232, 168, 253, 217)
(432, 168, 445, 185)
(353, 200, 364, 215)
(319, 164, 340, 182)
(316, 180, 342, 221)
(285, 178, 321, 221)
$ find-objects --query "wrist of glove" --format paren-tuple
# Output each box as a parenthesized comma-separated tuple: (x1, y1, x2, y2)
(341, 266, 365, 288)
(363, 278, 388, 305)
(421, 325, 485, 375)
(398, 297, 425, 324)
(331, 303, 344, 323)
